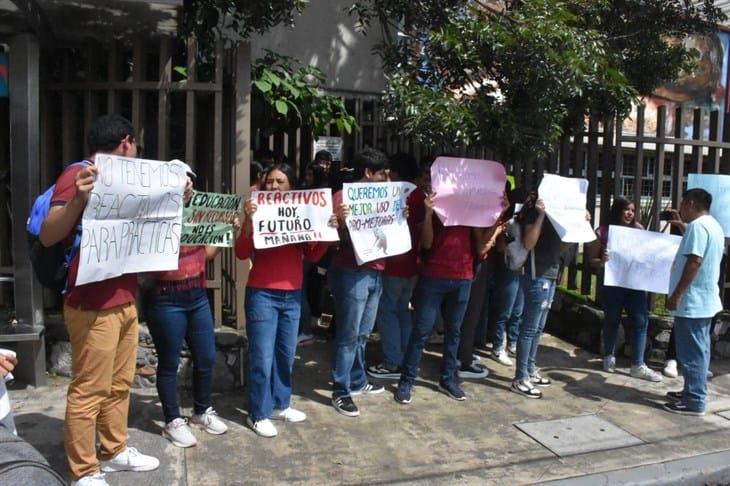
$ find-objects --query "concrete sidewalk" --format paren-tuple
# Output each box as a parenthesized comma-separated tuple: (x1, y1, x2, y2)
(8, 333, 730, 485)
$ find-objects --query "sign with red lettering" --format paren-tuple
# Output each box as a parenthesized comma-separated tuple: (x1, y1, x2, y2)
(251, 189, 339, 249)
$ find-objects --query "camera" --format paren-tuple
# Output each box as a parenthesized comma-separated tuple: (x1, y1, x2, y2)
(659, 210, 675, 221)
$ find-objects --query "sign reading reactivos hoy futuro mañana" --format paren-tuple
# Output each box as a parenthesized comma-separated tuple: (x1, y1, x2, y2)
(251, 189, 339, 249)
(182, 191, 242, 247)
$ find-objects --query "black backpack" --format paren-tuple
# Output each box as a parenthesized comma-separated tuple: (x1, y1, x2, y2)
(0, 427, 65, 485)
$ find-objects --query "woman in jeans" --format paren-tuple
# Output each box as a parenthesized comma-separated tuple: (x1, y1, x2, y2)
(587, 196, 662, 382)
(145, 245, 230, 448)
(236, 163, 336, 437)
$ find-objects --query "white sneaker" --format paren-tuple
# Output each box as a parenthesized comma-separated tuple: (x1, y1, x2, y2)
(162, 418, 198, 448)
(100, 446, 160, 473)
(663, 359, 678, 378)
(246, 416, 278, 438)
(491, 349, 513, 366)
(72, 473, 109, 486)
(630, 363, 662, 382)
(191, 407, 228, 435)
(270, 407, 307, 423)
(603, 355, 616, 373)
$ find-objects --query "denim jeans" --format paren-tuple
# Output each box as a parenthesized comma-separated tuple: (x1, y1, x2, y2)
(492, 267, 523, 351)
(145, 288, 217, 423)
(601, 285, 649, 365)
(245, 287, 301, 421)
(329, 267, 383, 398)
(515, 275, 557, 381)
(674, 317, 712, 412)
(299, 262, 314, 336)
(458, 262, 491, 367)
(376, 275, 417, 369)
(402, 276, 472, 385)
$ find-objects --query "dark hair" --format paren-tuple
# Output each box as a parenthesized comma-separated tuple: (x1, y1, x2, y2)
(351, 148, 389, 180)
(87, 114, 134, 154)
(254, 149, 276, 165)
(683, 188, 712, 211)
(250, 160, 264, 185)
(302, 162, 329, 189)
(260, 163, 297, 190)
(607, 196, 636, 226)
(315, 150, 333, 162)
(389, 152, 420, 182)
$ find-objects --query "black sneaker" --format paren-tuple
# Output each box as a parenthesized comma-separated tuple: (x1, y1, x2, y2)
(665, 391, 683, 402)
(350, 383, 385, 396)
(367, 363, 401, 380)
(530, 372, 551, 387)
(512, 378, 542, 399)
(394, 381, 412, 405)
(457, 363, 489, 379)
(438, 380, 466, 401)
(332, 396, 360, 417)
(662, 401, 705, 416)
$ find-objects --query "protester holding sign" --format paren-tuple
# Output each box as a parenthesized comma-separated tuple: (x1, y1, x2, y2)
(39, 115, 192, 486)
(586, 196, 662, 382)
(329, 149, 391, 417)
(236, 163, 337, 437)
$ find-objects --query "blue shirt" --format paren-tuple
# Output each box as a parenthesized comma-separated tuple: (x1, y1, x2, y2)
(669, 214, 724, 318)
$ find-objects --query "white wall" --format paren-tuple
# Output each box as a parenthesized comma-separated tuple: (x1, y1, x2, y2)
(250, 0, 387, 94)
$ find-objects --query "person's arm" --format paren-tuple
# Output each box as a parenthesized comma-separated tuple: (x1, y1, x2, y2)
(666, 255, 703, 310)
(522, 199, 546, 251)
(586, 236, 607, 270)
(39, 166, 97, 246)
(420, 193, 435, 250)
(0, 354, 16, 378)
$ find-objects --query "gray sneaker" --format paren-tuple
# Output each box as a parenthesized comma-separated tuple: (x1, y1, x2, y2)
(603, 355, 616, 373)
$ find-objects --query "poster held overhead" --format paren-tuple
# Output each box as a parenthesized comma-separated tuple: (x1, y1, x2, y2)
(430, 157, 506, 227)
(538, 173, 596, 243)
(687, 173, 730, 237)
(343, 181, 415, 265)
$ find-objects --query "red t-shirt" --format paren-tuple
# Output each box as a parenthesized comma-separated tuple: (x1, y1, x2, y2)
(330, 189, 385, 272)
(384, 187, 426, 278)
(149, 246, 206, 281)
(51, 163, 138, 310)
(235, 231, 329, 290)
(421, 215, 475, 280)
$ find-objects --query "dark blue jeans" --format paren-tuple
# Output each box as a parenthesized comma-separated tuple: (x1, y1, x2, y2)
(492, 267, 523, 351)
(245, 287, 301, 421)
(515, 275, 556, 381)
(376, 275, 417, 369)
(329, 267, 383, 398)
(402, 276, 472, 385)
(145, 287, 217, 423)
(600, 285, 649, 365)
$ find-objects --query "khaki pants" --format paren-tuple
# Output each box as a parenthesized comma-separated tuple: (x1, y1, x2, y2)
(63, 303, 138, 480)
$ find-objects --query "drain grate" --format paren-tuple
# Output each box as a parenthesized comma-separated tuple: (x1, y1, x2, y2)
(514, 414, 644, 457)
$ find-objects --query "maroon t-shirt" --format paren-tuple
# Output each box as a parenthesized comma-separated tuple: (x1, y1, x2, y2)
(51, 163, 138, 310)
(421, 215, 475, 280)
(384, 187, 426, 278)
(330, 189, 385, 272)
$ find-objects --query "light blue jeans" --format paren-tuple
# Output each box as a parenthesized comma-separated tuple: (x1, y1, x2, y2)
(674, 317, 712, 412)
(515, 275, 557, 381)
(376, 275, 417, 369)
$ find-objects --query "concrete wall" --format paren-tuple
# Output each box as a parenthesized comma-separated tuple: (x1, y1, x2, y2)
(250, 0, 386, 95)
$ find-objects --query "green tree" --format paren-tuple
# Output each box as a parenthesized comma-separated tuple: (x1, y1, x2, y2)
(350, 0, 725, 161)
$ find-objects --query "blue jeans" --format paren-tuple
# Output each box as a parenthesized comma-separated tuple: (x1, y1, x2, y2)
(329, 267, 383, 398)
(145, 287, 217, 423)
(515, 276, 557, 381)
(492, 267, 523, 351)
(402, 276, 472, 385)
(601, 285, 649, 365)
(299, 262, 313, 336)
(674, 317, 712, 412)
(245, 287, 301, 421)
(376, 275, 417, 369)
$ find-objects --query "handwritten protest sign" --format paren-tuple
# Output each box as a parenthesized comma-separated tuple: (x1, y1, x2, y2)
(605, 225, 681, 294)
(687, 173, 730, 237)
(538, 173, 596, 243)
(252, 189, 339, 249)
(343, 182, 415, 265)
(182, 191, 241, 247)
(430, 157, 506, 227)
(77, 155, 189, 285)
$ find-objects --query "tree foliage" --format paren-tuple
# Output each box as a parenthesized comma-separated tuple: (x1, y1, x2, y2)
(349, 0, 725, 160)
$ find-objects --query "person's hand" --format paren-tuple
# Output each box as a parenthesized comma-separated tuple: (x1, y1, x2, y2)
(601, 250, 609, 263)
(232, 216, 241, 233)
(666, 292, 681, 311)
(535, 198, 545, 214)
(73, 166, 98, 204)
(0, 353, 17, 378)
(328, 214, 339, 228)
(424, 193, 436, 214)
(183, 177, 194, 204)
(243, 199, 258, 218)
(337, 203, 350, 223)
(585, 210, 592, 222)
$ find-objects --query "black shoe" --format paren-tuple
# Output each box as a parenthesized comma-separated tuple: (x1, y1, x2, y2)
(662, 401, 705, 416)
(350, 383, 385, 396)
(457, 363, 489, 379)
(512, 378, 542, 399)
(332, 396, 360, 417)
(394, 381, 412, 405)
(665, 391, 683, 402)
(530, 372, 551, 387)
(367, 363, 401, 380)
(438, 380, 466, 401)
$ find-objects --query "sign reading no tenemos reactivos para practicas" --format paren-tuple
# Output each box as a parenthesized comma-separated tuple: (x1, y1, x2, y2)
(77, 155, 190, 285)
